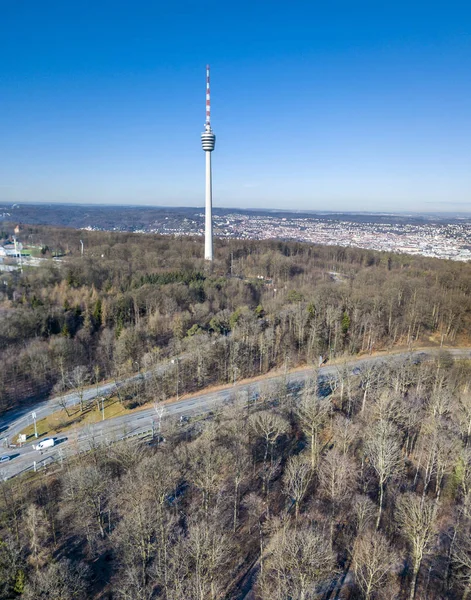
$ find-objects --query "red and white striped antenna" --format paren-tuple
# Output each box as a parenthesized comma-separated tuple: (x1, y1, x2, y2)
(205, 64, 211, 129)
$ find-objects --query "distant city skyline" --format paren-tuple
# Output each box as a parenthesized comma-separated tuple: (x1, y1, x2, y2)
(3, 202, 471, 262)
(1, 2, 470, 213)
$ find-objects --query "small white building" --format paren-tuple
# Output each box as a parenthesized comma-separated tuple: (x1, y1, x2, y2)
(0, 243, 22, 257)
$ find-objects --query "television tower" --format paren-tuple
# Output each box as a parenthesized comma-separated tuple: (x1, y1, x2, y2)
(201, 64, 216, 261)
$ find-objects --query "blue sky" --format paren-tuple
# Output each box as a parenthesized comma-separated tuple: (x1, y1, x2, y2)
(1, 1, 470, 213)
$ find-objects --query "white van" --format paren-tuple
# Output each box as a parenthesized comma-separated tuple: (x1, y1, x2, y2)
(33, 438, 55, 451)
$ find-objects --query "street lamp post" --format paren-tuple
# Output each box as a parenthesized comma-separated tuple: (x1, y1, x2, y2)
(32, 412, 38, 438)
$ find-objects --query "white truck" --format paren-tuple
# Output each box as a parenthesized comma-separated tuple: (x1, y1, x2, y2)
(33, 438, 55, 451)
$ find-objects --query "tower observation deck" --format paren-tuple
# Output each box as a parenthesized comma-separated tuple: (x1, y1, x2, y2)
(201, 129, 216, 151)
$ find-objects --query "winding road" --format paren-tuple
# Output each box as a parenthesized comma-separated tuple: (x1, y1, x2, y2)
(0, 347, 469, 480)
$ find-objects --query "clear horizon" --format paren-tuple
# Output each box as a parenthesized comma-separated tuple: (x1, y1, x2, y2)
(4, 200, 471, 218)
(1, 1, 470, 213)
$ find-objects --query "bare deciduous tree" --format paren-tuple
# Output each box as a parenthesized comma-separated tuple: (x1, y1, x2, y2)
(318, 447, 358, 540)
(52, 379, 73, 417)
(296, 394, 331, 469)
(332, 414, 359, 456)
(22, 559, 90, 600)
(63, 464, 110, 548)
(182, 520, 231, 600)
(228, 440, 251, 532)
(66, 365, 90, 413)
(457, 392, 471, 447)
(353, 494, 377, 535)
(351, 530, 397, 600)
(359, 362, 382, 414)
(452, 531, 471, 600)
(24, 504, 48, 571)
(112, 479, 158, 593)
(396, 492, 438, 600)
(258, 523, 335, 600)
(435, 430, 460, 502)
(187, 429, 230, 517)
(369, 390, 405, 427)
(365, 420, 403, 529)
(250, 411, 289, 469)
(282, 453, 312, 520)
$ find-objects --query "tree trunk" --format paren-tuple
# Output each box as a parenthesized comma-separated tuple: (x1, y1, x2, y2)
(361, 385, 368, 414)
(463, 582, 471, 600)
(376, 482, 384, 530)
(311, 432, 317, 469)
(409, 560, 421, 600)
(233, 480, 240, 532)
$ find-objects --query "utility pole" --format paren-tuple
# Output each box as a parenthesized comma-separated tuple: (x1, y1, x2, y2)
(80, 239, 84, 257)
(101, 396, 105, 421)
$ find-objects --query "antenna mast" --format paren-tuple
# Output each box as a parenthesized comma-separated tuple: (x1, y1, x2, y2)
(205, 64, 211, 130)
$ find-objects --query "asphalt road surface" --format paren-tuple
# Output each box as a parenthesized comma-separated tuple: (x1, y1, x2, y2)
(1, 347, 469, 480)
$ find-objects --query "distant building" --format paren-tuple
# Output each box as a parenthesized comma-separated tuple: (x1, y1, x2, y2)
(0, 242, 22, 257)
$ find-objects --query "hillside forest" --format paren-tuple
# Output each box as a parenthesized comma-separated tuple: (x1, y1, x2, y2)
(1, 224, 471, 413)
(2, 226, 471, 598)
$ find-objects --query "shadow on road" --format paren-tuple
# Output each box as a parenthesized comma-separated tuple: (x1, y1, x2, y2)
(54, 437, 68, 446)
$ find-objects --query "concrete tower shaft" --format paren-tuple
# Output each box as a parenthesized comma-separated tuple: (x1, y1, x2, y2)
(204, 151, 213, 261)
